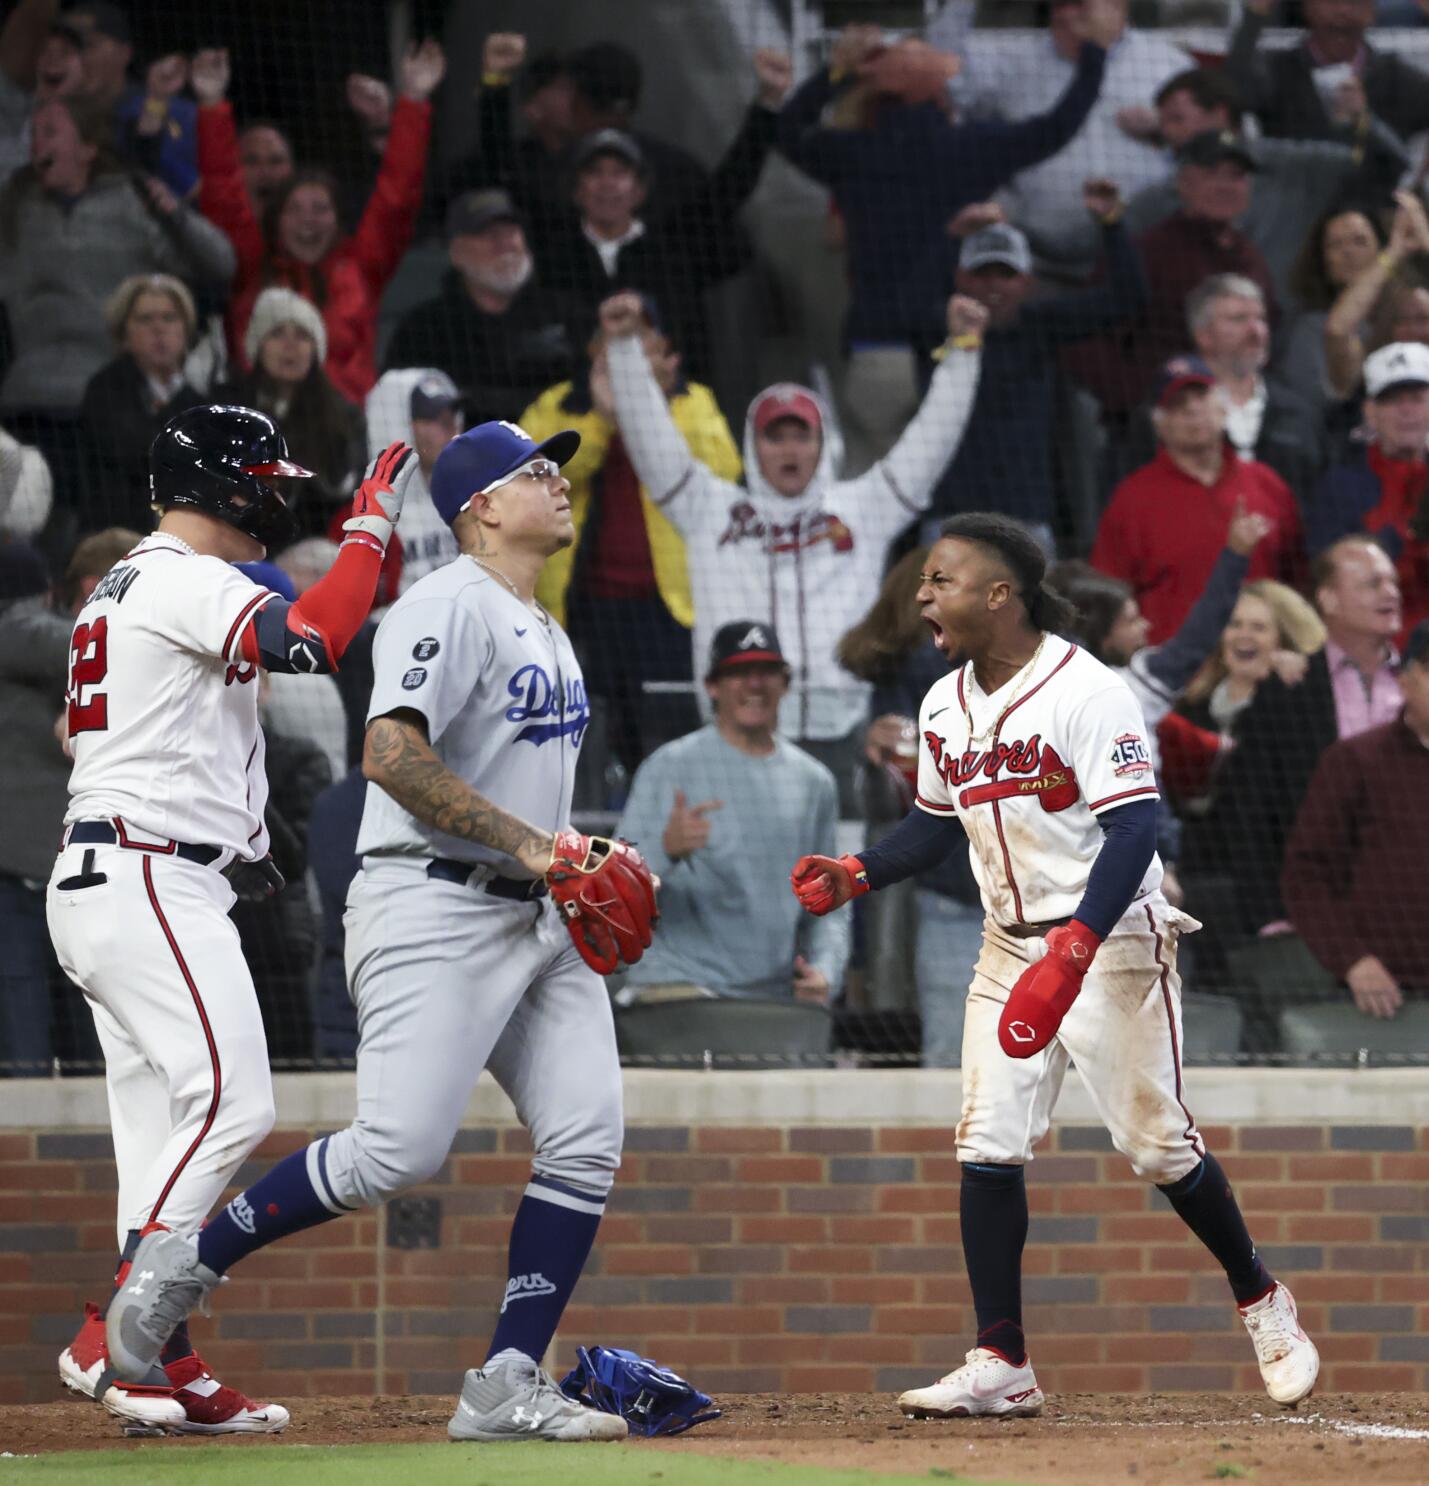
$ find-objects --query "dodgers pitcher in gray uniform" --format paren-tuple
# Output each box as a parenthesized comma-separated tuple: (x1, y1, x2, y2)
(106, 421, 631, 1443)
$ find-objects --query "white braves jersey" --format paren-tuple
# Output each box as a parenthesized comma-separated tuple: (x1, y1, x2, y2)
(64, 533, 277, 858)
(916, 639, 1161, 927)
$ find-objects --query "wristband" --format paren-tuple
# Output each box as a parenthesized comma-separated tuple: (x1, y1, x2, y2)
(1097, 202, 1125, 226)
(482, 72, 511, 88)
(949, 333, 983, 351)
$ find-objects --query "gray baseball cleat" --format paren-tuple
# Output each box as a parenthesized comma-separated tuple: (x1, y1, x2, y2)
(447, 1350, 628, 1442)
(106, 1229, 221, 1382)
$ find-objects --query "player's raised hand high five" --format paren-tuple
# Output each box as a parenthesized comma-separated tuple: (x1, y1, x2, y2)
(344, 441, 416, 545)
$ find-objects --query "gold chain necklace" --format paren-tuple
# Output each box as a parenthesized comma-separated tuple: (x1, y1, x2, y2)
(467, 553, 549, 626)
(961, 634, 1047, 746)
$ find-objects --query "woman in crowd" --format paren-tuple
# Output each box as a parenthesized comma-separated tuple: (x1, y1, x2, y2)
(0, 95, 233, 423)
(1320, 191, 1429, 404)
(218, 287, 365, 538)
(1283, 203, 1386, 415)
(839, 545, 983, 1065)
(80, 273, 205, 530)
(192, 42, 442, 402)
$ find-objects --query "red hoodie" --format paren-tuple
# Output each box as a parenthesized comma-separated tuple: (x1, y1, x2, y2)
(198, 97, 429, 402)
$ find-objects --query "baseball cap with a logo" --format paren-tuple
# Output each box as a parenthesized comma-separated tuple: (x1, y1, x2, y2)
(960, 223, 1033, 276)
(750, 385, 822, 436)
(1151, 354, 1216, 408)
(706, 620, 789, 680)
(409, 371, 460, 422)
(429, 420, 580, 527)
(1364, 341, 1429, 400)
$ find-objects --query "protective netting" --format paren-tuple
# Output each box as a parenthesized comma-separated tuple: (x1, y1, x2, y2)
(3, 0, 1429, 1072)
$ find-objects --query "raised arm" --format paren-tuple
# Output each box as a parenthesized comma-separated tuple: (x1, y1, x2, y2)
(1222, 0, 1273, 122)
(349, 41, 442, 292)
(192, 49, 265, 276)
(863, 295, 985, 539)
(603, 293, 726, 536)
(1036, 183, 1149, 342)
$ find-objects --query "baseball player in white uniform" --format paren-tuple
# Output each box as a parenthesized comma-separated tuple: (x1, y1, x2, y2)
(103, 419, 661, 1445)
(793, 514, 1319, 1417)
(48, 407, 416, 1433)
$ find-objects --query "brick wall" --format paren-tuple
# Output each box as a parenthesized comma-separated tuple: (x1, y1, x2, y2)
(3, 1118, 1427, 1404)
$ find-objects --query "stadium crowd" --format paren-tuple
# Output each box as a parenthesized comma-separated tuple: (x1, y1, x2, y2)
(2, 0, 1428, 1071)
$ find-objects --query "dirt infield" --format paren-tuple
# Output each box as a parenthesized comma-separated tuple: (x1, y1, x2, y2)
(5, 1391, 1428, 1484)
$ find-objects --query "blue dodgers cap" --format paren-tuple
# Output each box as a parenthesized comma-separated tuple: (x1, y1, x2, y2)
(429, 420, 582, 527)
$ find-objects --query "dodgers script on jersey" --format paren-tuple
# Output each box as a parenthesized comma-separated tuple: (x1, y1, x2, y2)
(915, 639, 1161, 926)
(357, 557, 587, 871)
(64, 533, 276, 858)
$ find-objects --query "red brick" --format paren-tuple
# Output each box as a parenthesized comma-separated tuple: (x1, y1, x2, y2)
(874, 1305, 963, 1335)
(641, 1336, 735, 1366)
(920, 1217, 962, 1245)
(696, 1128, 783, 1153)
(785, 1364, 875, 1391)
(1112, 1333, 1194, 1362)
(1102, 1214, 1183, 1241)
(1287, 1214, 1373, 1242)
(737, 1217, 826, 1244)
(1381, 1153, 1429, 1180)
(735, 1156, 824, 1183)
(831, 1276, 918, 1305)
(829, 1216, 917, 1244)
(1063, 1245, 1146, 1274)
(1112, 1275, 1192, 1303)
(877, 1185, 958, 1213)
(1287, 1154, 1375, 1181)
(0, 1163, 79, 1189)
(1290, 1274, 1377, 1302)
(696, 1185, 779, 1213)
(916, 1156, 961, 1182)
(827, 1333, 920, 1363)
(1215, 1155, 1288, 1182)
(789, 1247, 872, 1275)
(1056, 1185, 1146, 1213)
(739, 1276, 829, 1304)
(735, 1334, 823, 1363)
(1045, 1364, 1147, 1390)
(693, 1306, 782, 1334)
(1240, 1184, 1326, 1211)
(605, 1246, 694, 1276)
(0, 1136, 32, 1160)
(877, 1128, 955, 1153)
(1321, 1364, 1419, 1389)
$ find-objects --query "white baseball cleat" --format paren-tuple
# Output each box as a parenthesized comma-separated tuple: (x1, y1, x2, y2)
(898, 1348, 1045, 1419)
(1240, 1282, 1320, 1406)
(447, 1350, 628, 1442)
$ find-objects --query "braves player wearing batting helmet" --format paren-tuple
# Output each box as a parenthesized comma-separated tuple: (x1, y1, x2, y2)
(792, 513, 1319, 1418)
(103, 419, 659, 1444)
(49, 406, 417, 1433)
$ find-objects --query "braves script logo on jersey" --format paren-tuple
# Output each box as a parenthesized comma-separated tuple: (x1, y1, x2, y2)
(505, 664, 590, 747)
(1110, 733, 1151, 778)
(924, 731, 1043, 788)
(717, 502, 855, 554)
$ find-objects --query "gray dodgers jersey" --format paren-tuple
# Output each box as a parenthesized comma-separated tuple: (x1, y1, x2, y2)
(357, 557, 587, 872)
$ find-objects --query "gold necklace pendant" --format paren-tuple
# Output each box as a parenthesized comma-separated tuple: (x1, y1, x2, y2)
(961, 633, 1047, 746)
(468, 554, 549, 626)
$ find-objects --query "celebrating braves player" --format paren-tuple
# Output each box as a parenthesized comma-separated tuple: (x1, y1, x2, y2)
(793, 514, 1319, 1417)
(104, 420, 659, 1444)
(48, 406, 415, 1432)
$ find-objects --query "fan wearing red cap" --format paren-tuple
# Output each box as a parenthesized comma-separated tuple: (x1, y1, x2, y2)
(600, 289, 987, 800)
(1092, 355, 1302, 645)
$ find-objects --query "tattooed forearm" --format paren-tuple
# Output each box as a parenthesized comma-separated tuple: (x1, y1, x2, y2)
(364, 714, 552, 869)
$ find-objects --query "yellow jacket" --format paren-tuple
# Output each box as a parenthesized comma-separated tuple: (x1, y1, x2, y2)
(523, 378, 741, 628)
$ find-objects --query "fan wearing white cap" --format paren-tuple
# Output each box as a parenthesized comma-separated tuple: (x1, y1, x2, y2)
(1307, 342, 1429, 627)
(602, 288, 985, 805)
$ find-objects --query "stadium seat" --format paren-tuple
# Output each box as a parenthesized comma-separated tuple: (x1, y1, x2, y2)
(1278, 1001, 1429, 1057)
(614, 997, 833, 1067)
(1179, 994, 1243, 1062)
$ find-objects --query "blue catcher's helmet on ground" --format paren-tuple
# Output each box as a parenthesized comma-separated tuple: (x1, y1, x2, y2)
(559, 1346, 721, 1436)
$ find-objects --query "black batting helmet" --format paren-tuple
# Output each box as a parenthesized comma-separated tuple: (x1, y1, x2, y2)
(150, 405, 311, 550)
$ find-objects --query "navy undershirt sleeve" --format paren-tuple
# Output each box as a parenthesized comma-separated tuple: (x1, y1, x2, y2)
(859, 807, 965, 891)
(1074, 798, 1158, 938)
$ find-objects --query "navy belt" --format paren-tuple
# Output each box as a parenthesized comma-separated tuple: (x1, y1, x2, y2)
(68, 820, 222, 867)
(426, 858, 547, 901)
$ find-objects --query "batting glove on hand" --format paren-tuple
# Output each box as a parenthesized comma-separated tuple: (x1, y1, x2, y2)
(998, 918, 1101, 1058)
(343, 441, 417, 548)
(790, 854, 869, 916)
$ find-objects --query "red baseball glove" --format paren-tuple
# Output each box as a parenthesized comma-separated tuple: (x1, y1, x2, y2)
(998, 919, 1102, 1058)
(546, 831, 660, 975)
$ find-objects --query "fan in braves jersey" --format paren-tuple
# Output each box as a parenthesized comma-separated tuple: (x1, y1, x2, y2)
(102, 419, 648, 1445)
(792, 514, 1320, 1418)
(47, 405, 417, 1435)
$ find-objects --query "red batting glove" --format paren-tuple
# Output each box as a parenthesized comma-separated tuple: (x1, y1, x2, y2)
(998, 919, 1102, 1058)
(790, 854, 870, 916)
